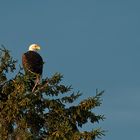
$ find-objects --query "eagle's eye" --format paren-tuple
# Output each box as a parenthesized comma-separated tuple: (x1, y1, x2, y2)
(34, 45, 38, 49)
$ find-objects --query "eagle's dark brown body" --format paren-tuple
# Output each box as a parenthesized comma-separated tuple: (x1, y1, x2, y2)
(22, 51, 43, 76)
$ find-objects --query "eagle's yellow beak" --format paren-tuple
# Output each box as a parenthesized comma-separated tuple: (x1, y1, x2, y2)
(35, 45, 41, 50)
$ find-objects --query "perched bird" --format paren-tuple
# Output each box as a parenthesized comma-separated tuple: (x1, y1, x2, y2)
(22, 44, 43, 92)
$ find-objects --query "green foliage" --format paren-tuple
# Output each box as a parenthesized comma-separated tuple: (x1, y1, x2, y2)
(0, 47, 105, 140)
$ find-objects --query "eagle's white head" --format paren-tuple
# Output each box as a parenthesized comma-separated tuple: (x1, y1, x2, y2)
(29, 44, 41, 52)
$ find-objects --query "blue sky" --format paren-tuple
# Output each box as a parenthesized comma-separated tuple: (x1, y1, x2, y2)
(0, 0, 140, 139)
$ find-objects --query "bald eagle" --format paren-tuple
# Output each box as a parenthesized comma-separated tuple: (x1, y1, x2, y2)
(22, 44, 43, 92)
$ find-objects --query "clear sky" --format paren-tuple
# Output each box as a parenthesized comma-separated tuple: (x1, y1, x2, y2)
(0, 0, 139, 139)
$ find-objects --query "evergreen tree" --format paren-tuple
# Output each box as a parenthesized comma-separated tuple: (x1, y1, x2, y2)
(0, 47, 105, 140)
